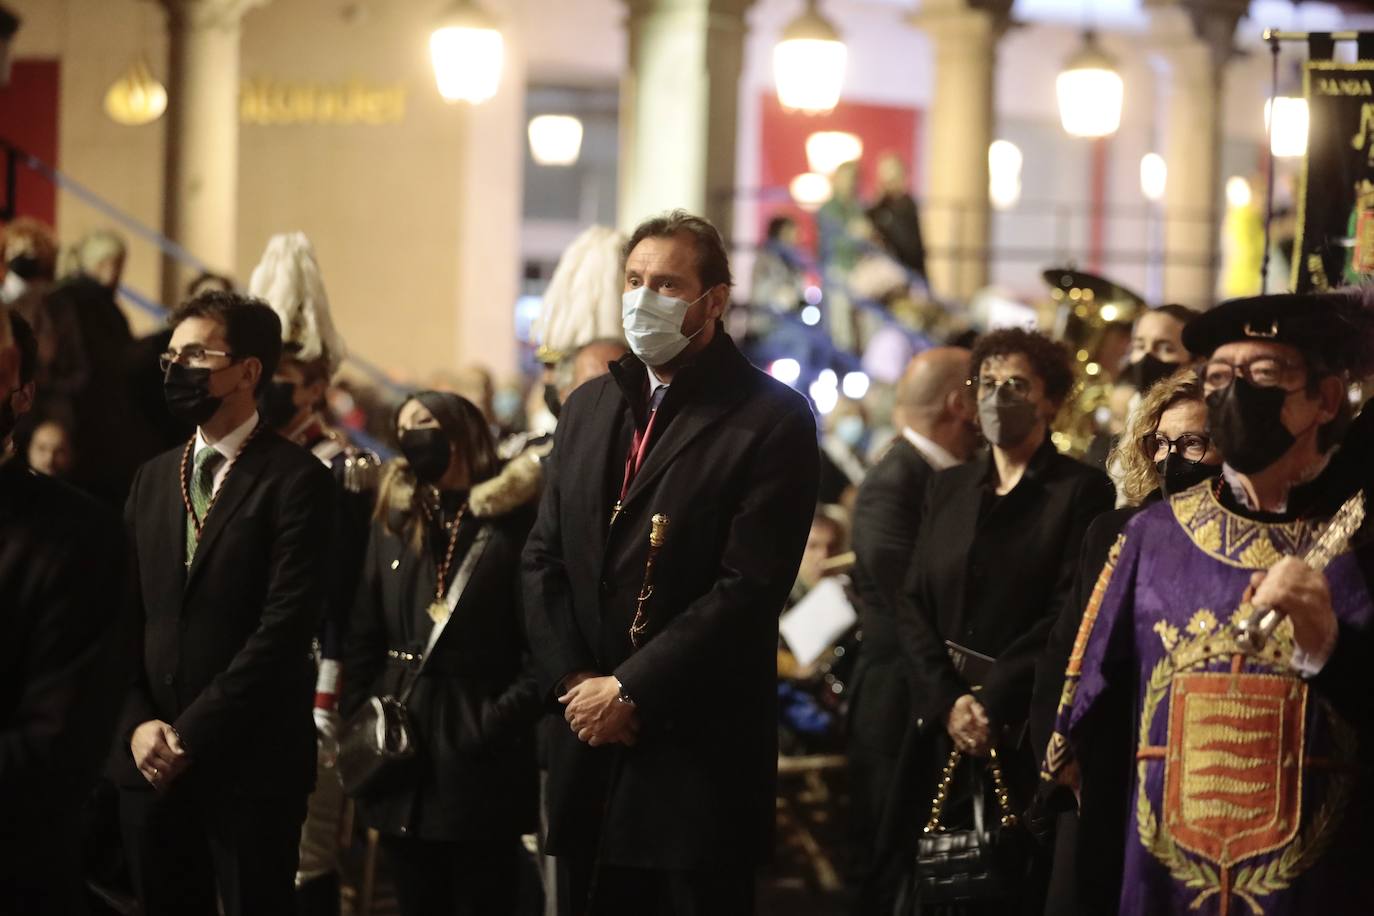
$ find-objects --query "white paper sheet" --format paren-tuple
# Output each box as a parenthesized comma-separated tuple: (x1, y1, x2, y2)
(779, 577, 857, 668)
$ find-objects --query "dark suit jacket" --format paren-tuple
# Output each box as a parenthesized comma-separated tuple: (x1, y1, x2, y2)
(849, 436, 936, 759)
(523, 327, 819, 869)
(341, 507, 540, 841)
(117, 426, 333, 798)
(0, 461, 131, 910)
(897, 438, 1111, 743)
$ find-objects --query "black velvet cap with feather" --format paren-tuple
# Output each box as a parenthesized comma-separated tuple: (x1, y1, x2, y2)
(1183, 289, 1374, 376)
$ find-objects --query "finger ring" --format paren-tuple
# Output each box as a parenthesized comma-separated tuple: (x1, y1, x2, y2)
(151, 768, 159, 777)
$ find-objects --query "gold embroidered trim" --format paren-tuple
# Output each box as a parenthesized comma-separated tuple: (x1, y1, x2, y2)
(1042, 533, 1127, 781)
(1168, 485, 1320, 570)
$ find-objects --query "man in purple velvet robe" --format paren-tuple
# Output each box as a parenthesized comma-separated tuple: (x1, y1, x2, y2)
(1043, 291, 1374, 916)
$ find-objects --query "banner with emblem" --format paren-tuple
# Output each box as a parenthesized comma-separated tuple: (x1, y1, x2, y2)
(1293, 60, 1374, 293)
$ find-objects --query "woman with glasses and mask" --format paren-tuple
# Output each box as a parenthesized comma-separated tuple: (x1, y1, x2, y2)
(885, 328, 1113, 915)
(1029, 368, 1221, 915)
(341, 391, 540, 916)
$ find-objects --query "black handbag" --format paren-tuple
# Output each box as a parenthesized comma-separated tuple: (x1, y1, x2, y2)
(907, 746, 1032, 906)
(337, 526, 490, 797)
(337, 693, 418, 796)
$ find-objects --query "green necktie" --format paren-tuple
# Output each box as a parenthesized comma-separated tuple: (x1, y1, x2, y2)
(186, 446, 224, 564)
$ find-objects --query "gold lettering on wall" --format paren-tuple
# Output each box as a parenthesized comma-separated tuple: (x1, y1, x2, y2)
(240, 78, 407, 126)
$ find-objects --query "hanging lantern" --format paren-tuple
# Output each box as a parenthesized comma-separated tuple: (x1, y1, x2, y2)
(805, 131, 863, 175)
(988, 140, 1023, 211)
(1139, 153, 1167, 202)
(773, 0, 847, 115)
(1265, 96, 1309, 159)
(430, 0, 504, 105)
(1056, 32, 1123, 139)
(789, 172, 833, 211)
(528, 115, 584, 167)
(104, 56, 167, 126)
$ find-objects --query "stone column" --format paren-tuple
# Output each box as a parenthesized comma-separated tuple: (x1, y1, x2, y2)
(912, 0, 1011, 302)
(1152, 0, 1247, 308)
(619, 0, 753, 240)
(158, 0, 267, 303)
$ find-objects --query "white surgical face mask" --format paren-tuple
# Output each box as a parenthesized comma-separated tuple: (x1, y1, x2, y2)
(621, 285, 710, 367)
(0, 271, 26, 306)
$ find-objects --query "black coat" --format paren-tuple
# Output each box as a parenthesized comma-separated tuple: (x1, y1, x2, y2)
(849, 437, 935, 760)
(0, 461, 132, 910)
(117, 428, 333, 798)
(340, 507, 541, 841)
(523, 328, 819, 869)
(867, 193, 929, 282)
(1030, 504, 1142, 916)
(896, 439, 1113, 735)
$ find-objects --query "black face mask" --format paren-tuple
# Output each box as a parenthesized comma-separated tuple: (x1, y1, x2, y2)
(1206, 376, 1296, 474)
(1123, 354, 1176, 393)
(542, 383, 562, 421)
(261, 379, 299, 431)
(399, 428, 452, 483)
(6, 255, 42, 282)
(163, 363, 224, 427)
(1156, 453, 1222, 498)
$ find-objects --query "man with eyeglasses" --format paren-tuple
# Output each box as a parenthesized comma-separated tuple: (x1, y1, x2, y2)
(117, 290, 334, 915)
(1043, 292, 1374, 915)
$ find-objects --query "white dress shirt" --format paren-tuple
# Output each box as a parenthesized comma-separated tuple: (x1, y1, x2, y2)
(646, 365, 670, 414)
(901, 427, 961, 471)
(194, 411, 260, 499)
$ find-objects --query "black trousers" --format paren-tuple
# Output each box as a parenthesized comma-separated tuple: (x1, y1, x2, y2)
(119, 784, 306, 916)
(380, 834, 522, 916)
(557, 855, 755, 916)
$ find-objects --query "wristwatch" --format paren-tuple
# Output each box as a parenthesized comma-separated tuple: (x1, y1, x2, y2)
(615, 678, 636, 707)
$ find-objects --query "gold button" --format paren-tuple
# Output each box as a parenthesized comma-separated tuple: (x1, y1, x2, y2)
(390, 559, 400, 570)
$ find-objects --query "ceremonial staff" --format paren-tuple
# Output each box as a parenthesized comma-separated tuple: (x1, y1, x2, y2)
(629, 513, 669, 648)
(1234, 490, 1367, 651)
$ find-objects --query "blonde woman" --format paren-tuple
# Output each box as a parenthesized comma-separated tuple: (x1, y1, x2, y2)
(1029, 368, 1221, 915)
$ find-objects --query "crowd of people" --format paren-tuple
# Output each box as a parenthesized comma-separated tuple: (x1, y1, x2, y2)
(0, 203, 1373, 916)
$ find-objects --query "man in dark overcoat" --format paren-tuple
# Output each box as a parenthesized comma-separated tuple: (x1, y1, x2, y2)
(524, 210, 820, 915)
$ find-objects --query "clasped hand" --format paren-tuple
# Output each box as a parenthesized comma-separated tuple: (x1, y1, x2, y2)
(131, 720, 189, 790)
(945, 693, 991, 757)
(560, 673, 639, 747)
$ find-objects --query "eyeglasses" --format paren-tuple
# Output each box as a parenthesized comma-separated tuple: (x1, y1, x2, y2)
(1141, 431, 1211, 464)
(159, 346, 236, 373)
(967, 375, 1032, 400)
(1200, 357, 1304, 392)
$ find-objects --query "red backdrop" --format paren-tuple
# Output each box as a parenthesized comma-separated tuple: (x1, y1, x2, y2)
(757, 92, 920, 250)
(0, 59, 61, 227)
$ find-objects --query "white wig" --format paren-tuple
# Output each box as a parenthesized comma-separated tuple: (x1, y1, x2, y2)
(247, 232, 345, 376)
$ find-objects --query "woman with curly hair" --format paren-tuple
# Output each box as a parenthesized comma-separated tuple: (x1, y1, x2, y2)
(1028, 367, 1221, 915)
(884, 327, 1114, 915)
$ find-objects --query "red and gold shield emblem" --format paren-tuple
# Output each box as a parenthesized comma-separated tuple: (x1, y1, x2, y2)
(1163, 673, 1306, 865)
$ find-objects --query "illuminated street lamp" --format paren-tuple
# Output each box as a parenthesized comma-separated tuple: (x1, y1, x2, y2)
(789, 172, 833, 211)
(104, 56, 167, 126)
(528, 115, 584, 166)
(1056, 31, 1123, 138)
(430, 0, 503, 105)
(805, 131, 863, 175)
(1140, 153, 1167, 202)
(1265, 96, 1308, 159)
(774, 0, 847, 115)
(988, 140, 1023, 210)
